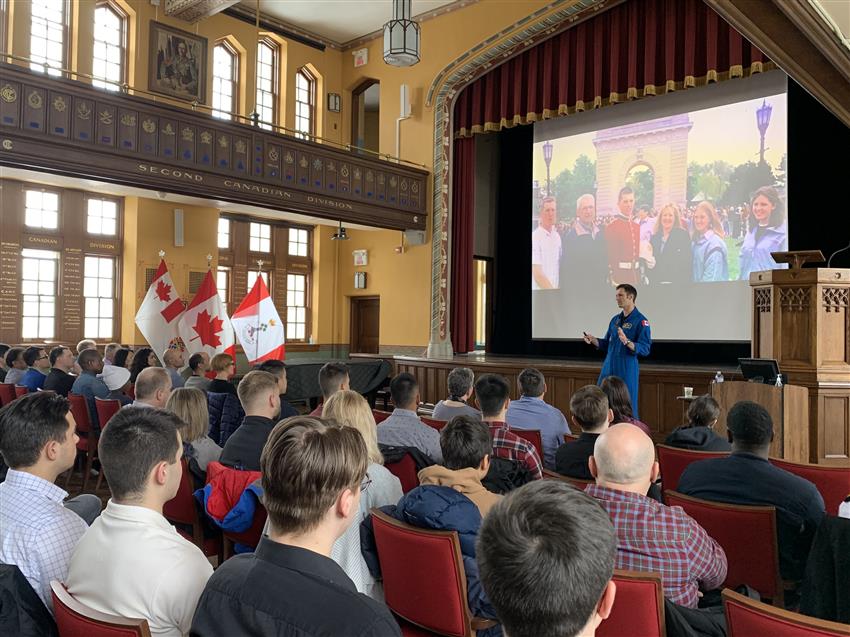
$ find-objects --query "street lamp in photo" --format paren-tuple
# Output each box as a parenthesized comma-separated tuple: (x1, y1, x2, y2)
(756, 99, 772, 166)
(543, 140, 553, 195)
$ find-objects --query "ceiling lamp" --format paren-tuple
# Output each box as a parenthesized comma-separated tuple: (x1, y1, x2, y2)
(383, 0, 420, 67)
(331, 221, 349, 241)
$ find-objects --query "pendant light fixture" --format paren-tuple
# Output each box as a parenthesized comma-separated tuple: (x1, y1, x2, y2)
(383, 0, 420, 67)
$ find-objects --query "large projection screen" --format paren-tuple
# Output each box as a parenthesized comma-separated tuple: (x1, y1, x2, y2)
(531, 71, 788, 342)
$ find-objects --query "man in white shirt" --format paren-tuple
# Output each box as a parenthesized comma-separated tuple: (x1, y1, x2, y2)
(66, 408, 213, 637)
(0, 392, 101, 611)
(532, 196, 562, 290)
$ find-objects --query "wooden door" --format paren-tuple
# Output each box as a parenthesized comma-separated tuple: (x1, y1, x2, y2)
(351, 296, 380, 354)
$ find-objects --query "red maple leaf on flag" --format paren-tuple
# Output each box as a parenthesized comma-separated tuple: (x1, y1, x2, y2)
(156, 279, 172, 302)
(191, 309, 224, 348)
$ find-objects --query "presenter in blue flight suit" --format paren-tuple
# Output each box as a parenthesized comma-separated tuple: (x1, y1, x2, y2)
(583, 284, 651, 418)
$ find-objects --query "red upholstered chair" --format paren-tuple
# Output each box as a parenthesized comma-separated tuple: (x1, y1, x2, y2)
(656, 444, 729, 494)
(163, 458, 222, 559)
(373, 410, 392, 423)
(0, 383, 16, 406)
(723, 588, 850, 637)
(67, 393, 98, 493)
(597, 570, 665, 637)
(371, 509, 497, 637)
(542, 468, 593, 491)
(204, 461, 267, 559)
(385, 452, 420, 494)
(51, 580, 152, 637)
(564, 432, 579, 443)
(512, 428, 544, 461)
(421, 416, 448, 432)
(14, 385, 28, 398)
(665, 490, 783, 606)
(94, 397, 121, 429)
(769, 457, 850, 516)
(125, 383, 135, 400)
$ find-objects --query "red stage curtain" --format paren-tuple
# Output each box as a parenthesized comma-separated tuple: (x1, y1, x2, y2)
(453, 0, 773, 137)
(450, 136, 475, 353)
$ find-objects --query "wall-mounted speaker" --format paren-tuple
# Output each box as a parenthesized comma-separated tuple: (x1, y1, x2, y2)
(404, 229, 426, 246)
(174, 208, 184, 247)
(400, 84, 411, 118)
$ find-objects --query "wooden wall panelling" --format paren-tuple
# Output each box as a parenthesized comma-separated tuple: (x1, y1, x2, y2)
(0, 181, 23, 343)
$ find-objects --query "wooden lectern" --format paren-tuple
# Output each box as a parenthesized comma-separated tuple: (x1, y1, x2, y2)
(748, 252, 850, 466)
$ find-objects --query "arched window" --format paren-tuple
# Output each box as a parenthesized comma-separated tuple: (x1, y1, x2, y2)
(212, 42, 238, 120)
(92, 1, 127, 90)
(255, 38, 278, 130)
(294, 67, 315, 139)
(30, 0, 67, 76)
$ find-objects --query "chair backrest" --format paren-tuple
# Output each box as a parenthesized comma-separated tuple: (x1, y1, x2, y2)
(512, 428, 544, 460)
(51, 580, 152, 637)
(421, 416, 448, 431)
(542, 468, 593, 491)
(385, 452, 420, 494)
(770, 457, 849, 516)
(597, 570, 666, 637)
(665, 491, 782, 605)
(656, 444, 729, 493)
(372, 409, 392, 423)
(371, 509, 475, 637)
(94, 398, 121, 429)
(564, 432, 579, 443)
(125, 384, 135, 400)
(67, 393, 93, 434)
(723, 588, 850, 637)
(163, 457, 197, 527)
(0, 383, 16, 406)
(14, 385, 28, 398)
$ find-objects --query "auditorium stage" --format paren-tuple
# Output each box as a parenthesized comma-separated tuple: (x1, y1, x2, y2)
(353, 352, 741, 442)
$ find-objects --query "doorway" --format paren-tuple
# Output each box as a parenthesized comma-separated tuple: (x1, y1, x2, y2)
(351, 80, 380, 154)
(350, 296, 380, 354)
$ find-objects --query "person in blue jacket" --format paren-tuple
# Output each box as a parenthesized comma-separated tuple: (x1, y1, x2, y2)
(691, 201, 729, 282)
(739, 186, 788, 280)
(583, 284, 651, 418)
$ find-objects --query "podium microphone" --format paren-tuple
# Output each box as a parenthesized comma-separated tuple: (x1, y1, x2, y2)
(827, 240, 850, 267)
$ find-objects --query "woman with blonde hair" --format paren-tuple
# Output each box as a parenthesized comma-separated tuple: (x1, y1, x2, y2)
(207, 353, 237, 396)
(649, 203, 691, 284)
(323, 390, 402, 601)
(691, 201, 729, 282)
(165, 387, 222, 471)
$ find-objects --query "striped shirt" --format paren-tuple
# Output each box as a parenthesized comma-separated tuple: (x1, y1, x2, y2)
(486, 421, 543, 480)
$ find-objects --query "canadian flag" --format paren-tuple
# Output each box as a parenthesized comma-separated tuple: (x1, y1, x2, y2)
(231, 276, 285, 364)
(134, 259, 185, 358)
(177, 270, 235, 359)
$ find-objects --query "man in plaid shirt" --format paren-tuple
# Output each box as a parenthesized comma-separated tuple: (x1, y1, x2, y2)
(475, 374, 543, 480)
(586, 424, 727, 608)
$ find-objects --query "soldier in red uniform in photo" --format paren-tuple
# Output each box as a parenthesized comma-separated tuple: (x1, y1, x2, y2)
(604, 186, 641, 286)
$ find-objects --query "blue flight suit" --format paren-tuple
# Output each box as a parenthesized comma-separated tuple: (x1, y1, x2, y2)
(596, 308, 651, 418)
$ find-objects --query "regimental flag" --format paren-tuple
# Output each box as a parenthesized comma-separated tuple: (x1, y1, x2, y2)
(134, 259, 185, 358)
(177, 270, 235, 359)
(231, 276, 285, 364)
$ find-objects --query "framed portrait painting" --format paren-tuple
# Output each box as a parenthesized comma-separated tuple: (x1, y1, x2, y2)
(148, 21, 207, 104)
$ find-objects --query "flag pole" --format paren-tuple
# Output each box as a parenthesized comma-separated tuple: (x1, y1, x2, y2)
(255, 259, 263, 362)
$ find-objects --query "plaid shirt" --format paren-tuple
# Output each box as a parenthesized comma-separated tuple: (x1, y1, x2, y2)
(487, 421, 543, 480)
(585, 484, 727, 608)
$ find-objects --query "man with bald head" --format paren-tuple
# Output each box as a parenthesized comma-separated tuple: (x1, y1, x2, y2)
(129, 367, 172, 410)
(585, 424, 727, 609)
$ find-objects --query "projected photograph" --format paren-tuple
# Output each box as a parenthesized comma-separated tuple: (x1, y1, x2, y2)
(530, 93, 788, 290)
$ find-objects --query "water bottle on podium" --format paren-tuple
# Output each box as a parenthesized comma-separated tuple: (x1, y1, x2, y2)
(714, 371, 724, 385)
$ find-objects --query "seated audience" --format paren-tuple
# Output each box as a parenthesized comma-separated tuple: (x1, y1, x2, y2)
(162, 349, 186, 390)
(100, 365, 132, 405)
(664, 395, 731, 451)
(103, 342, 121, 367)
(207, 353, 238, 396)
(678, 400, 825, 581)
(129, 367, 172, 409)
(376, 372, 443, 463)
(419, 414, 503, 516)
(3, 347, 27, 386)
(191, 417, 401, 636)
(219, 370, 280, 471)
(476, 374, 543, 480)
(477, 481, 617, 637)
(555, 385, 612, 479)
(21, 346, 50, 392)
(70, 349, 110, 428)
(43, 346, 77, 397)
(166, 387, 221, 472)
(128, 347, 157, 384)
(0, 393, 102, 611)
(432, 367, 481, 421)
(586, 424, 727, 607)
(112, 347, 134, 370)
(310, 361, 350, 416)
(66, 408, 213, 636)
(0, 343, 9, 383)
(600, 375, 651, 436)
(256, 359, 298, 420)
(506, 367, 569, 469)
(184, 353, 211, 391)
(75, 339, 96, 355)
(323, 390, 402, 600)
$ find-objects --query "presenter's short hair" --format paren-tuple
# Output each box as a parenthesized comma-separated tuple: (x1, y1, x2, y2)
(570, 385, 609, 431)
(616, 283, 637, 300)
(475, 374, 510, 418)
(478, 481, 616, 637)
